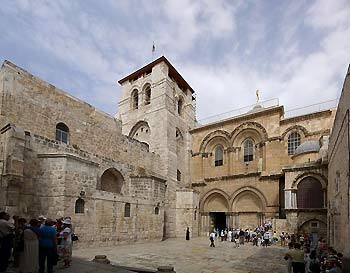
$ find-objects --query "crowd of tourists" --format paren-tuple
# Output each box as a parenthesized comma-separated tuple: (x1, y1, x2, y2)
(0, 211, 77, 273)
(208, 221, 345, 273)
(209, 221, 276, 248)
(284, 237, 344, 273)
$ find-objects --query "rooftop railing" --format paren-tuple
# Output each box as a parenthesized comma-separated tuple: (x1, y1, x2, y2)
(195, 98, 279, 127)
(283, 98, 338, 119)
(195, 98, 338, 128)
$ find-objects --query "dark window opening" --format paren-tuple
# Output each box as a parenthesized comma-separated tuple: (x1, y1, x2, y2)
(75, 198, 85, 214)
(214, 146, 224, 166)
(155, 207, 159, 215)
(124, 203, 131, 217)
(132, 90, 139, 109)
(177, 169, 182, 181)
(144, 85, 151, 105)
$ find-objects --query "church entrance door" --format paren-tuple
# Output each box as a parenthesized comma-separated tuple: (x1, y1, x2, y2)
(209, 212, 226, 231)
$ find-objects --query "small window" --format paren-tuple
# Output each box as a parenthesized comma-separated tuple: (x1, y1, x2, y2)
(335, 172, 340, 193)
(310, 221, 319, 228)
(177, 169, 182, 181)
(144, 85, 151, 105)
(155, 207, 159, 215)
(214, 146, 224, 166)
(177, 97, 183, 116)
(194, 210, 197, 220)
(243, 139, 254, 162)
(288, 132, 301, 155)
(75, 198, 85, 214)
(56, 122, 69, 144)
(131, 90, 139, 110)
(124, 203, 131, 217)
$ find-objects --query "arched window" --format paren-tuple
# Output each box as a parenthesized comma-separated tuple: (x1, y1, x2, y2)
(75, 198, 85, 214)
(243, 139, 254, 162)
(288, 131, 301, 155)
(297, 177, 324, 208)
(56, 122, 69, 144)
(214, 146, 224, 166)
(177, 97, 183, 116)
(144, 85, 151, 105)
(124, 203, 131, 217)
(131, 89, 139, 109)
(100, 168, 124, 194)
(155, 207, 159, 215)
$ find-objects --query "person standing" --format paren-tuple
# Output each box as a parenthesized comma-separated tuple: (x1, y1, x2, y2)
(186, 227, 190, 241)
(263, 231, 270, 247)
(39, 218, 57, 273)
(285, 243, 305, 273)
(209, 231, 215, 247)
(19, 219, 40, 273)
(0, 211, 15, 273)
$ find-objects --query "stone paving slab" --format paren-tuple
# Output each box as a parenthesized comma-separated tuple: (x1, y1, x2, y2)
(74, 237, 289, 273)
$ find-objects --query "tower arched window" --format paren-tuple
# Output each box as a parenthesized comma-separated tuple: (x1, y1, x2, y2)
(56, 122, 69, 144)
(144, 85, 151, 105)
(75, 198, 85, 214)
(288, 131, 301, 155)
(124, 203, 131, 217)
(155, 207, 159, 215)
(243, 139, 254, 162)
(177, 97, 183, 116)
(214, 146, 224, 166)
(297, 177, 324, 208)
(131, 89, 139, 110)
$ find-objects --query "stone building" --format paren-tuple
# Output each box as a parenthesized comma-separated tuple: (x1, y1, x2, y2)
(0, 56, 343, 247)
(190, 100, 334, 238)
(328, 65, 350, 257)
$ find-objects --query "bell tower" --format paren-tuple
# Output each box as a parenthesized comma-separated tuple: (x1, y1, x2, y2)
(117, 56, 197, 237)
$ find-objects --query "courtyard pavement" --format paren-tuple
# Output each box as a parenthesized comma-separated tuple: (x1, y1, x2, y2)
(74, 237, 289, 273)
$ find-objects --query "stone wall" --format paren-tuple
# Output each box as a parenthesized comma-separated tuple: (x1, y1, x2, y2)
(328, 65, 350, 257)
(0, 60, 168, 246)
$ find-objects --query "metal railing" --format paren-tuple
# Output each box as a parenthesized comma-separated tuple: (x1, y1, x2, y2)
(283, 99, 338, 119)
(195, 98, 279, 127)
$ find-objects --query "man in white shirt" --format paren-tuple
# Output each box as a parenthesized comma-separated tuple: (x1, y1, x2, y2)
(209, 231, 216, 247)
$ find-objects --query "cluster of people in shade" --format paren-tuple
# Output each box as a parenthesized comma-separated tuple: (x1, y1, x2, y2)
(208, 223, 344, 273)
(0, 211, 77, 273)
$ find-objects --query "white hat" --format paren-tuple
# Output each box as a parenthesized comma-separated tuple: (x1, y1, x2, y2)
(38, 215, 47, 221)
(62, 219, 72, 225)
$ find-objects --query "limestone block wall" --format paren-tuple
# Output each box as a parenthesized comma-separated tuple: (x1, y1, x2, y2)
(175, 189, 200, 238)
(0, 61, 164, 177)
(0, 125, 167, 247)
(328, 65, 350, 256)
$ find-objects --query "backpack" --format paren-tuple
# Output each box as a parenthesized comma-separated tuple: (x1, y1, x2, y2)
(309, 259, 320, 273)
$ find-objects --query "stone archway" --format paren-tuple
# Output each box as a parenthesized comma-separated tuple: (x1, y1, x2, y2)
(200, 190, 229, 235)
(231, 189, 265, 229)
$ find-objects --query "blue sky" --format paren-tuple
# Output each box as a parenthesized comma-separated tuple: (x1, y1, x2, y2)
(0, 0, 349, 119)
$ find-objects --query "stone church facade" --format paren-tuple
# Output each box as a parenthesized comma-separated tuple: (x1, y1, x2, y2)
(0, 56, 343, 247)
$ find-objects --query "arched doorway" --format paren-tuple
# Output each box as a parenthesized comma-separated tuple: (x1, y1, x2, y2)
(232, 190, 264, 229)
(201, 191, 229, 233)
(299, 219, 327, 248)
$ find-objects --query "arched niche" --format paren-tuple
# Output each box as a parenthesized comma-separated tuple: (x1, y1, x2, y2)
(201, 191, 229, 212)
(232, 190, 263, 213)
(199, 130, 231, 153)
(297, 176, 324, 208)
(99, 168, 125, 194)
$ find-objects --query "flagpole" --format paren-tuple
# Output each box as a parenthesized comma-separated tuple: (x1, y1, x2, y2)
(152, 41, 155, 61)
